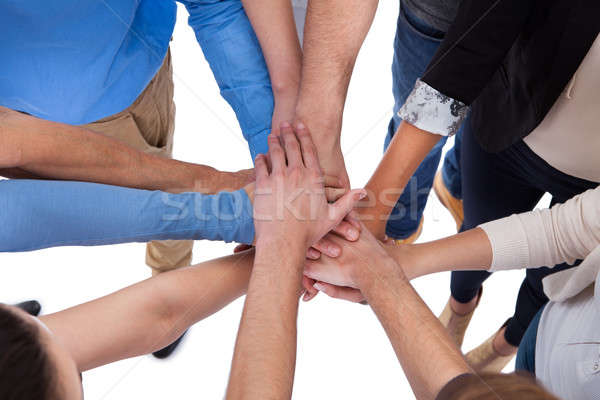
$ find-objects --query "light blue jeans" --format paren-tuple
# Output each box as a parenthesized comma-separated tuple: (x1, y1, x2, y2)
(0, 180, 254, 252)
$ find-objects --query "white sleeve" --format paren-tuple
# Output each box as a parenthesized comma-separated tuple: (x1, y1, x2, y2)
(479, 186, 600, 271)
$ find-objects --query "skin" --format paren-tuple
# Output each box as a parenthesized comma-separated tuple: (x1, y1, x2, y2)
(304, 225, 475, 399)
(292, 0, 444, 239)
(292, 0, 512, 356)
(349, 228, 471, 400)
(0, 124, 362, 399)
(40, 251, 255, 372)
(294, 0, 379, 196)
(241, 0, 303, 137)
(241, 0, 364, 266)
(357, 122, 442, 239)
(304, 227, 520, 357)
(0, 106, 253, 194)
(2, 251, 255, 398)
(226, 124, 365, 399)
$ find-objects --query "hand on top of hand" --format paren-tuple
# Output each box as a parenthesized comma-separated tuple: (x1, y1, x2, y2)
(303, 222, 404, 303)
(252, 122, 366, 251)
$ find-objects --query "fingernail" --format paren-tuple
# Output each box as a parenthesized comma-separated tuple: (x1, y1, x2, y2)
(358, 190, 367, 200)
(329, 246, 340, 257)
(296, 121, 306, 130)
(303, 292, 310, 301)
(313, 283, 325, 292)
(348, 228, 359, 240)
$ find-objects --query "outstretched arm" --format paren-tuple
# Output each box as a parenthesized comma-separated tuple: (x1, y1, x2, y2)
(357, 249, 471, 399)
(294, 0, 379, 193)
(358, 121, 442, 239)
(227, 125, 365, 399)
(397, 186, 600, 279)
(305, 187, 600, 300)
(242, 0, 302, 136)
(0, 180, 255, 252)
(0, 106, 251, 193)
(41, 250, 255, 371)
(308, 226, 470, 399)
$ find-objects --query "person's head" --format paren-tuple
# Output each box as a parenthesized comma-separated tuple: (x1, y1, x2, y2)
(441, 372, 559, 400)
(0, 304, 83, 400)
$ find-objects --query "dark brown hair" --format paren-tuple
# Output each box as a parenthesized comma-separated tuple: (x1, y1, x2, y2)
(0, 304, 58, 399)
(439, 372, 559, 400)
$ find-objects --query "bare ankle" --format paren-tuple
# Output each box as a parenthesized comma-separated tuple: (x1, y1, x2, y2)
(492, 327, 518, 357)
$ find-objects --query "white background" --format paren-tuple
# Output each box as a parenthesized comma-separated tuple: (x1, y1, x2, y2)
(0, 2, 547, 399)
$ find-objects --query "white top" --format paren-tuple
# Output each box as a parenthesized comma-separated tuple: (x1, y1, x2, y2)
(524, 34, 600, 183)
(479, 186, 600, 400)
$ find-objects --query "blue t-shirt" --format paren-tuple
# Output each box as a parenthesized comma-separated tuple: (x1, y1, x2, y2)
(0, 0, 176, 125)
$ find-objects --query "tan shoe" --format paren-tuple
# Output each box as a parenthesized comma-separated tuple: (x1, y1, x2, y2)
(465, 324, 516, 373)
(438, 288, 482, 349)
(393, 217, 424, 245)
(433, 172, 463, 231)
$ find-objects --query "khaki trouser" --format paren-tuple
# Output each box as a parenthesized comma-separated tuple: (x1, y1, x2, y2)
(81, 50, 193, 276)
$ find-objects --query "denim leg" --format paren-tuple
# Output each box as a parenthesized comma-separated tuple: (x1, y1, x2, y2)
(515, 306, 544, 375)
(384, 2, 450, 239)
(0, 180, 254, 252)
(183, 0, 273, 160)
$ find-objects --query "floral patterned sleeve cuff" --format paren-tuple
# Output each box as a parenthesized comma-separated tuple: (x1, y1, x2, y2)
(398, 79, 468, 136)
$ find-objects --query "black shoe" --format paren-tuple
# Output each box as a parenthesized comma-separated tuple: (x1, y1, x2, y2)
(15, 300, 42, 317)
(152, 330, 188, 359)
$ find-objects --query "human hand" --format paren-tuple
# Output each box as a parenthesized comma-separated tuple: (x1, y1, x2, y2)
(290, 117, 350, 202)
(246, 187, 362, 260)
(253, 122, 366, 250)
(303, 223, 405, 302)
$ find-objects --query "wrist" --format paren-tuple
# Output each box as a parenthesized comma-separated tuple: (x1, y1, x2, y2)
(255, 232, 308, 252)
(272, 79, 300, 100)
(187, 165, 220, 194)
(254, 236, 306, 269)
(388, 244, 421, 280)
(352, 255, 406, 292)
(295, 103, 342, 147)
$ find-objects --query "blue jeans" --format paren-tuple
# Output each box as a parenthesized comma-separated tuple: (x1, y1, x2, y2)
(0, 180, 254, 252)
(384, 2, 462, 239)
(516, 306, 544, 375)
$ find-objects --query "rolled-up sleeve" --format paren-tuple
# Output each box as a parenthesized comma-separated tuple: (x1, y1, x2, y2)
(399, 0, 538, 136)
(398, 79, 468, 136)
(180, 0, 274, 160)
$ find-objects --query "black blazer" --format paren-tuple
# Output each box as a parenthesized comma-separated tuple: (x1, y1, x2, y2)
(422, 0, 600, 152)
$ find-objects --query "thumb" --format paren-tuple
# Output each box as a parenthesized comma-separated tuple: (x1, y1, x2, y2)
(328, 189, 367, 228)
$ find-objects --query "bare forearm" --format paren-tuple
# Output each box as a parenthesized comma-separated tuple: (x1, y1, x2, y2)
(0, 107, 239, 193)
(358, 263, 470, 399)
(242, 0, 302, 96)
(227, 243, 305, 399)
(390, 228, 492, 280)
(42, 251, 254, 371)
(359, 121, 441, 239)
(295, 0, 379, 145)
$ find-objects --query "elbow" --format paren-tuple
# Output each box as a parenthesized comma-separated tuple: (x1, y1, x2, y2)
(144, 279, 187, 352)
